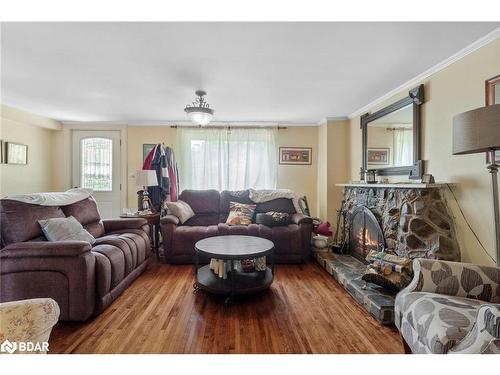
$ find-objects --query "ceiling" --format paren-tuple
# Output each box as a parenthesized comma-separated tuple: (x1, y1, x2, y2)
(1, 22, 498, 124)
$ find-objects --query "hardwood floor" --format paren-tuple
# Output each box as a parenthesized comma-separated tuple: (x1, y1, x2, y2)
(49, 260, 403, 354)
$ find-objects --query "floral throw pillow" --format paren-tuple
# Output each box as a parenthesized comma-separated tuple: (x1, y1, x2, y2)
(225, 201, 256, 226)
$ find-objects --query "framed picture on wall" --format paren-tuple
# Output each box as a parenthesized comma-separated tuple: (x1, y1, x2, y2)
(279, 147, 312, 165)
(367, 147, 390, 165)
(0, 140, 3, 163)
(5, 142, 28, 164)
(485, 74, 500, 163)
(143, 144, 156, 163)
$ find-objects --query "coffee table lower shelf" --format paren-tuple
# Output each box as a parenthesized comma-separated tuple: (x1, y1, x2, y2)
(195, 265, 273, 295)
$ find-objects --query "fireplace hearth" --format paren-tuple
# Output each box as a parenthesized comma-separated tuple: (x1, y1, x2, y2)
(349, 206, 385, 263)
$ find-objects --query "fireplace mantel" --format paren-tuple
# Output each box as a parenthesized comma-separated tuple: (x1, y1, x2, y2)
(337, 182, 451, 189)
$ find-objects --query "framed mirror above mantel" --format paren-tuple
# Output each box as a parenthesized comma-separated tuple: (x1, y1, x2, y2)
(361, 84, 424, 180)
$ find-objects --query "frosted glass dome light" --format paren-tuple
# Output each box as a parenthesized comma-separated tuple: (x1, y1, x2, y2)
(184, 90, 215, 126)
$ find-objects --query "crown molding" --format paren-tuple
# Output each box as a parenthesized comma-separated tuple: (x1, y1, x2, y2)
(70, 120, 321, 127)
(348, 27, 500, 119)
(318, 116, 350, 125)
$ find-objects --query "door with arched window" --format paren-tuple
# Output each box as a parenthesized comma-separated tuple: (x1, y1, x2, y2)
(71, 130, 121, 218)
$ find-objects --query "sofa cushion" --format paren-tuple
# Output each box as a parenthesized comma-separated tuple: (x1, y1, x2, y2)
(166, 200, 195, 224)
(217, 223, 260, 237)
(94, 231, 150, 275)
(171, 225, 218, 256)
(397, 292, 488, 353)
(225, 202, 256, 225)
(0, 199, 66, 246)
(38, 216, 96, 244)
(183, 214, 220, 226)
(178, 190, 220, 214)
(61, 197, 105, 238)
(255, 198, 296, 214)
(255, 212, 291, 227)
(91, 244, 126, 290)
(219, 190, 253, 214)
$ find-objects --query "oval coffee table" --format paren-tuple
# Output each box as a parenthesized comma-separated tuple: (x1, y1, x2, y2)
(194, 235, 275, 304)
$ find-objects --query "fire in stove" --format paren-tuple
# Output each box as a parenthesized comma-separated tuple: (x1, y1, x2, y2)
(356, 228, 379, 251)
(349, 205, 385, 263)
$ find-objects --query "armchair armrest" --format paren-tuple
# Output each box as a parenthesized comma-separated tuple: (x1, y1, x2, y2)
(402, 259, 500, 301)
(0, 298, 60, 353)
(161, 214, 180, 225)
(0, 241, 92, 258)
(450, 304, 500, 354)
(102, 218, 148, 233)
(291, 213, 313, 225)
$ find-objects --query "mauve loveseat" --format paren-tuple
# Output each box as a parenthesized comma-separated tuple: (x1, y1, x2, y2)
(160, 189, 313, 264)
(0, 196, 151, 321)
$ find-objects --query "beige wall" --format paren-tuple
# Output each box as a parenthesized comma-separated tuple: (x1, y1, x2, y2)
(276, 127, 319, 216)
(0, 105, 63, 197)
(126, 125, 320, 215)
(317, 119, 350, 224)
(348, 38, 500, 265)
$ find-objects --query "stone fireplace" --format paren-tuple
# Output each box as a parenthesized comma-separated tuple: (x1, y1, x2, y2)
(340, 183, 460, 262)
(314, 182, 461, 325)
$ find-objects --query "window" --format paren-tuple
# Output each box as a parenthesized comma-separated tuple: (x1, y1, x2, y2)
(177, 127, 277, 191)
(80, 137, 113, 191)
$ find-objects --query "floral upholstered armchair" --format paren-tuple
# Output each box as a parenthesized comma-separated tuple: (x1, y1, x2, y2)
(0, 298, 60, 354)
(395, 259, 500, 354)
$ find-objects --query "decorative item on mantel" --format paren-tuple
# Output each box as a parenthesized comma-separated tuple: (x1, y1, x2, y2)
(365, 169, 377, 184)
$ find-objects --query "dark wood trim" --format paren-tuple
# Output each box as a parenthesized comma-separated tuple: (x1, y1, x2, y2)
(361, 84, 424, 180)
(485, 74, 500, 106)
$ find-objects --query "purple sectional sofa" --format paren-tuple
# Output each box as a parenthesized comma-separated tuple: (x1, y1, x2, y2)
(0, 196, 151, 321)
(160, 189, 313, 264)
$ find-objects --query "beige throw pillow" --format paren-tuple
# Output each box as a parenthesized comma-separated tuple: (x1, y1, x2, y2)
(38, 216, 96, 244)
(166, 200, 195, 224)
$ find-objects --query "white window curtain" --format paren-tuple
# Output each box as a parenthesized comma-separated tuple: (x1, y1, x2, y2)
(393, 129, 413, 166)
(177, 127, 277, 191)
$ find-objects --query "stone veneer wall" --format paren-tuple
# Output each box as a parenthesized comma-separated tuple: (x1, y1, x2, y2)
(342, 187, 460, 261)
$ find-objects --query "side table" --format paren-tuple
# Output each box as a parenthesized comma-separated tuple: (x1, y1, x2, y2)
(120, 212, 161, 261)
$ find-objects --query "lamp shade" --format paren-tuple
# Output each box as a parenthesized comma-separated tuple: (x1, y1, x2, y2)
(135, 170, 158, 187)
(453, 104, 500, 155)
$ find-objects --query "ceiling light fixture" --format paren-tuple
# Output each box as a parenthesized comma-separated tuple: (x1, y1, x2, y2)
(184, 90, 214, 126)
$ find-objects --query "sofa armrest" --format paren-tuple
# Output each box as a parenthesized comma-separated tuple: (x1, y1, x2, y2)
(102, 218, 148, 233)
(291, 213, 313, 225)
(450, 304, 500, 354)
(402, 259, 500, 301)
(1, 241, 96, 321)
(0, 298, 60, 353)
(161, 214, 180, 225)
(0, 241, 92, 258)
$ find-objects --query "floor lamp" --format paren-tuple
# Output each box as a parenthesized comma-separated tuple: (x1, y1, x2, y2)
(453, 104, 500, 266)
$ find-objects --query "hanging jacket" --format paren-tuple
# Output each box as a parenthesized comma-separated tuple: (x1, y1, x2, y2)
(142, 144, 159, 170)
(165, 146, 179, 202)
